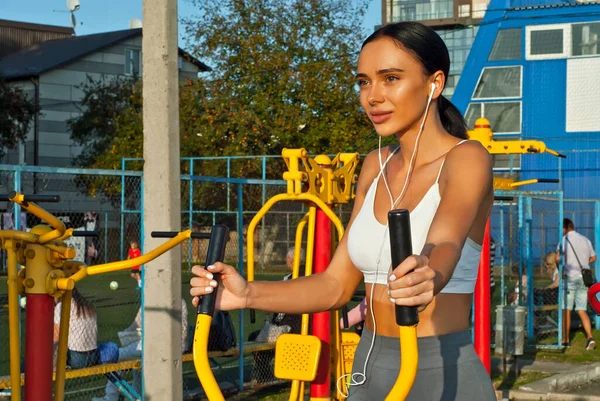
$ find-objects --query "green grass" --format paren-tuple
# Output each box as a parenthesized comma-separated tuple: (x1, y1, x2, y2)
(492, 371, 554, 390)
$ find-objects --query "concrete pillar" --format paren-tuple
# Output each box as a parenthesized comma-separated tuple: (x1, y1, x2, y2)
(142, 0, 182, 399)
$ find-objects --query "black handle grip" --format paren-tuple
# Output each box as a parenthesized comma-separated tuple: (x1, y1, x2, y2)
(197, 225, 229, 316)
(494, 196, 514, 201)
(537, 178, 559, 183)
(151, 231, 211, 239)
(342, 305, 350, 329)
(250, 309, 256, 324)
(3, 192, 60, 203)
(558, 153, 567, 159)
(388, 209, 419, 327)
(71, 231, 99, 237)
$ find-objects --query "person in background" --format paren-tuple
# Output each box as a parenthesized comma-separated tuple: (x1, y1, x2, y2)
(127, 240, 142, 289)
(92, 299, 188, 401)
(53, 288, 99, 369)
(557, 218, 596, 350)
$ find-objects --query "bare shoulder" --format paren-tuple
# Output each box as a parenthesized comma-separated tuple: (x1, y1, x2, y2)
(445, 140, 492, 174)
(439, 140, 493, 197)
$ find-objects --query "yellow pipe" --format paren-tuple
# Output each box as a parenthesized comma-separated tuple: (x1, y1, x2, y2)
(385, 326, 419, 401)
(300, 207, 317, 336)
(510, 179, 539, 188)
(247, 193, 291, 282)
(54, 290, 72, 401)
(247, 193, 344, 283)
(6, 244, 21, 401)
(56, 228, 74, 242)
(193, 314, 225, 401)
(0, 230, 37, 242)
(74, 231, 193, 280)
(10, 193, 66, 241)
(292, 214, 309, 279)
(45, 243, 77, 259)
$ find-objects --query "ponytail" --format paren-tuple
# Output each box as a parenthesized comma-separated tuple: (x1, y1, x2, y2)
(438, 95, 467, 139)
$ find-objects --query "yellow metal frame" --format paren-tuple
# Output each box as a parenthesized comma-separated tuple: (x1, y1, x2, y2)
(468, 118, 565, 158)
(3, 193, 197, 401)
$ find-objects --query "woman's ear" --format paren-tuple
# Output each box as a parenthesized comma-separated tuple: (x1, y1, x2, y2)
(431, 71, 445, 99)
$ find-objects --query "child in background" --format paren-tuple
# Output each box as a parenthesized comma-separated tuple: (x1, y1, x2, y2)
(127, 241, 142, 289)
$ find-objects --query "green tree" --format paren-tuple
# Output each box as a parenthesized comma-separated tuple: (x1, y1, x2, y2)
(182, 0, 375, 158)
(0, 76, 40, 157)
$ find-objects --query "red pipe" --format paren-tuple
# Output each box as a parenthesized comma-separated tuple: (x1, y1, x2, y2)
(311, 208, 332, 399)
(474, 218, 491, 374)
(25, 294, 54, 401)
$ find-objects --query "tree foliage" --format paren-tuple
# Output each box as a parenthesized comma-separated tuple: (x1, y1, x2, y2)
(70, 0, 378, 214)
(0, 76, 40, 157)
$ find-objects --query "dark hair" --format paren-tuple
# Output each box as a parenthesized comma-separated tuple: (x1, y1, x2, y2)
(563, 218, 574, 231)
(72, 288, 96, 319)
(362, 22, 467, 139)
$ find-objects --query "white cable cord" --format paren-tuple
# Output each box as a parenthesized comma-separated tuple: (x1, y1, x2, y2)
(336, 85, 436, 398)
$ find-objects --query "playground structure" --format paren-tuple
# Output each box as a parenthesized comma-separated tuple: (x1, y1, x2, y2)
(1, 191, 212, 401)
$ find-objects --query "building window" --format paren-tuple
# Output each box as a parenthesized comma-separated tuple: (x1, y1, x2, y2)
(465, 101, 521, 134)
(125, 48, 141, 76)
(526, 24, 571, 60)
(459, 4, 471, 18)
(489, 28, 522, 61)
(473, 66, 522, 99)
(572, 22, 600, 56)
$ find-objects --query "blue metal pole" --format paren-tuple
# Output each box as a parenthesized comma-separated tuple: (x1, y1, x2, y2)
(14, 170, 21, 342)
(262, 156, 267, 207)
(525, 197, 534, 340)
(14, 170, 21, 232)
(227, 158, 231, 212)
(558, 192, 564, 347)
(140, 175, 145, 398)
(500, 202, 505, 306)
(189, 161, 194, 271)
(120, 160, 126, 261)
(237, 184, 245, 391)
(518, 195, 524, 305)
(595, 201, 600, 330)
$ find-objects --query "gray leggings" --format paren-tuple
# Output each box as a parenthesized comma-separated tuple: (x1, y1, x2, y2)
(347, 328, 496, 401)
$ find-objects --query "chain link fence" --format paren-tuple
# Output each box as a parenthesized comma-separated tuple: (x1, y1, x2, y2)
(0, 166, 143, 400)
(491, 192, 600, 350)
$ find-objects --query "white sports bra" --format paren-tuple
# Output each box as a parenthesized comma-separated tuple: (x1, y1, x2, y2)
(347, 140, 482, 294)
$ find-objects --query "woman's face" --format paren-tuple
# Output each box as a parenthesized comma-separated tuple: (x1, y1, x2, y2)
(356, 37, 432, 137)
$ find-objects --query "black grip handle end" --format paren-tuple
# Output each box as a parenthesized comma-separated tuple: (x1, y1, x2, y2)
(3, 192, 60, 203)
(537, 178, 559, 184)
(72, 231, 99, 237)
(151, 231, 211, 239)
(388, 209, 419, 327)
(197, 225, 229, 317)
(250, 309, 256, 324)
(342, 305, 350, 329)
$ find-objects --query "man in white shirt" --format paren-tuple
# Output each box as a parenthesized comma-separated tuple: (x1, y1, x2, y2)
(556, 218, 597, 350)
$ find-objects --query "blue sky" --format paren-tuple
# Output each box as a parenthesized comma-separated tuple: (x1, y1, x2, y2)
(1, 0, 382, 50)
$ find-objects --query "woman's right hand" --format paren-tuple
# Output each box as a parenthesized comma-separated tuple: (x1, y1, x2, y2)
(190, 262, 249, 311)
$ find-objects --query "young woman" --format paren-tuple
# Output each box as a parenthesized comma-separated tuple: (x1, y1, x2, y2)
(190, 21, 495, 400)
(53, 288, 99, 369)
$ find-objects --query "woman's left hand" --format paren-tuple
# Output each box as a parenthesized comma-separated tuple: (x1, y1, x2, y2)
(387, 255, 435, 312)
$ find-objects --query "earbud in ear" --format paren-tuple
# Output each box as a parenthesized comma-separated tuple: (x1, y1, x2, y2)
(430, 83, 436, 94)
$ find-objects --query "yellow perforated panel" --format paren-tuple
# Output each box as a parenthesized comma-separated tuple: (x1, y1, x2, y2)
(274, 334, 321, 382)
